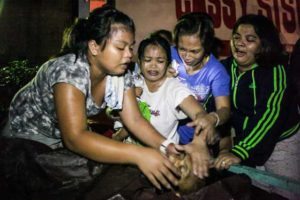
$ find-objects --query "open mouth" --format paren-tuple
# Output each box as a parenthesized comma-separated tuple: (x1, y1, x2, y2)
(234, 49, 246, 57)
(120, 62, 130, 69)
(147, 70, 159, 76)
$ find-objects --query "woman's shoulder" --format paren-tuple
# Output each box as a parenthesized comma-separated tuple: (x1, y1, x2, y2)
(256, 64, 286, 73)
(254, 64, 287, 85)
(50, 53, 76, 65)
(206, 54, 228, 72)
(49, 54, 89, 74)
(43, 54, 90, 92)
(165, 77, 182, 86)
(220, 56, 233, 69)
(165, 77, 191, 93)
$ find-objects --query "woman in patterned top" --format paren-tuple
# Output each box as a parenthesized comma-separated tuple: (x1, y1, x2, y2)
(1, 6, 187, 190)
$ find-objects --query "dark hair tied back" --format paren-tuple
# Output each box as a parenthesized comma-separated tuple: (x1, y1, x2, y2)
(59, 5, 135, 59)
(174, 12, 215, 55)
(138, 35, 171, 66)
(59, 18, 88, 56)
(86, 5, 135, 48)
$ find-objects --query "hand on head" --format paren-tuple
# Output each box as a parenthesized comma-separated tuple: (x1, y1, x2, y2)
(134, 147, 181, 190)
(168, 152, 206, 195)
(176, 139, 213, 178)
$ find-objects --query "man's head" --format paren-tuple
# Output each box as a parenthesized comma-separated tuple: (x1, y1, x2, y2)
(169, 153, 206, 195)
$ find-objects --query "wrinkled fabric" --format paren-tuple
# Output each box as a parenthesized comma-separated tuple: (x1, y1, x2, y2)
(105, 71, 134, 110)
(6, 53, 134, 148)
(7, 54, 103, 147)
(35, 148, 107, 186)
(105, 75, 125, 110)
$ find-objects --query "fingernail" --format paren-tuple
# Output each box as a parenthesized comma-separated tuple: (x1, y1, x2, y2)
(193, 170, 198, 176)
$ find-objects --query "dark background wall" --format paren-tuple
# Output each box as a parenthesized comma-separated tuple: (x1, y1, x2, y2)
(0, 0, 77, 66)
(0, 0, 298, 66)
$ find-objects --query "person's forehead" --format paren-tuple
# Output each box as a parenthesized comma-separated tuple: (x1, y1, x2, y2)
(110, 23, 132, 32)
(109, 25, 135, 44)
(144, 45, 166, 55)
(178, 35, 202, 49)
(236, 24, 257, 35)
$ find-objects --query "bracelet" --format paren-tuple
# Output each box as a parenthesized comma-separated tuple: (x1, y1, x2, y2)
(210, 112, 220, 127)
(159, 139, 174, 155)
(113, 120, 123, 130)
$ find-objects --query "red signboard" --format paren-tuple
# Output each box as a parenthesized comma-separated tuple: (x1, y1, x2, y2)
(89, 0, 106, 12)
(175, 0, 300, 55)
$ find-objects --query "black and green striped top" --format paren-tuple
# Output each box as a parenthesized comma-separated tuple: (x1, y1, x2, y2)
(222, 57, 300, 166)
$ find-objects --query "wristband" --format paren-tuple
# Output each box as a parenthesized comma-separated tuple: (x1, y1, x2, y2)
(113, 120, 123, 130)
(210, 112, 220, 127)
(159, 139, 173, 155)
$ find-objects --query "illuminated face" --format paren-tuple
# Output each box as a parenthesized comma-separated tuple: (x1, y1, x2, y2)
(95, 24, 135, 75)
(140, 44, 168, 83)
(177, 34, 206, 70)
(231, 24, 261, 71)
(169, 154, 205, 195)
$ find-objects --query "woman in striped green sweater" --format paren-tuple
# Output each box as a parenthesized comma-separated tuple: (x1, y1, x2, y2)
(216, 14, 300, 184)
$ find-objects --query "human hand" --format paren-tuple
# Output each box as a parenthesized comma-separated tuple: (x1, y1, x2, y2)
(134, 87, 143, 97)
(214, 151, 241, 170)
(187, 113, 217, 145)
(112, 128, 128, 141)
(166, 143, 181, 156)
(167, 66, 178, 78)
(135, 147, 180, 190)
(168, 152, 207, 196)
(174, 141, 213, 179)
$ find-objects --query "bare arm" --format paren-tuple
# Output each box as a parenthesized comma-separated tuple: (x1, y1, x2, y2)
(210, 95, 231, 127)
(179, 95, 215, 140)
(177, 133, 213, 179)
(53, 83, 180, 189)
(218, 136, 232, 154)
(54, 83, 142, 163)
(119, 87, 165, 149)
(176, 95, 215, 178)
